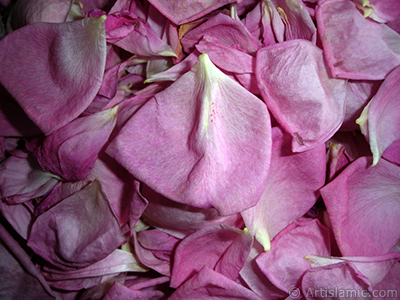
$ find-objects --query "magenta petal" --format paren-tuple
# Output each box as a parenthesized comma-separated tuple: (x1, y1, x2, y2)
(256, 219, 331, 294)
(147, 0, 237, 25)
(34, 107, 117, 181)
(169, 266, 261, 300)
(320, 157, 400, 256)
(0, 17, 107, 134)
(107, 53, 272, 215)
(241, 127, 326, 251)
(357, 66, 400, 166)
(301, 262, 373, 300)
(316, 0, 400, 80)
(170, 224, 253, 288)
(0, 151, 59, 204)
(256, 39, 346, 152)
(27, 180, 126, 269)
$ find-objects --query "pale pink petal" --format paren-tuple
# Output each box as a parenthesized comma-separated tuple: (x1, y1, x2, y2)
(239, 243, 288, 300)
(320, 157, 400, 256)
(256, 39, 346, 152)
(107, 53, 272, 215)
(241, 127, 326, 251)
(271, 0, 317, 42)
(0, 151, 59, 204)
(147, 0, 237, 25)
(316, 0, 400, 80)
(256, 219, 331, 294)
(301, 262, 373, 300)
(0, 223, 55, 299)
(305, 252, 400, 288)
(356, 66, 400, 166)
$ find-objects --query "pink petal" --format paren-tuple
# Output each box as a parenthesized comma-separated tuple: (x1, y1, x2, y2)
(102, 281, 165, 300)
(382, 139, 400, 166)
(34, 107, 117, 181)
(170, 224, 253, 288)
(271, 0, 317, 42)
(305, 252, 400, 288)
(239, 243, 288, 299)
(104, 11, 177, 57)
(147, 0, 237, 25)
(0, 201, 33, 239)
(320, 157, 400, 256)
(195, 35, 254, 74)
(169, 266, 261, 300)
(0, 151, 59, 204)
(256, 39, 346, 152)
(0, 17, 107, 134)
(0, 223, 55, 299)
(316, 0, 400, 80)
(41, 249, 147, 290)
(356, 66, 400, 166)
(7, 0, 73, 31)
(181, 13, 262, 55)
(27, 180, 126, 269)
(0, 86, 41, 137)
(242, 0, 279, 46)
(341, 80, 381, 131)
(107, 53, 272, 215)
(131, 230, 171, 276)
(301, 262, 373, 300)
(241, 127, 326, 250)
(256, 219, 331, 294)
(90, 156, 146, 235)
(141, 183, 243, 239)
(354, 0, 400, 22)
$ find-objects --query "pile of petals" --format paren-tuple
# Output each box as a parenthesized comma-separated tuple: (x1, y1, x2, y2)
(1, 0, 400, 299)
